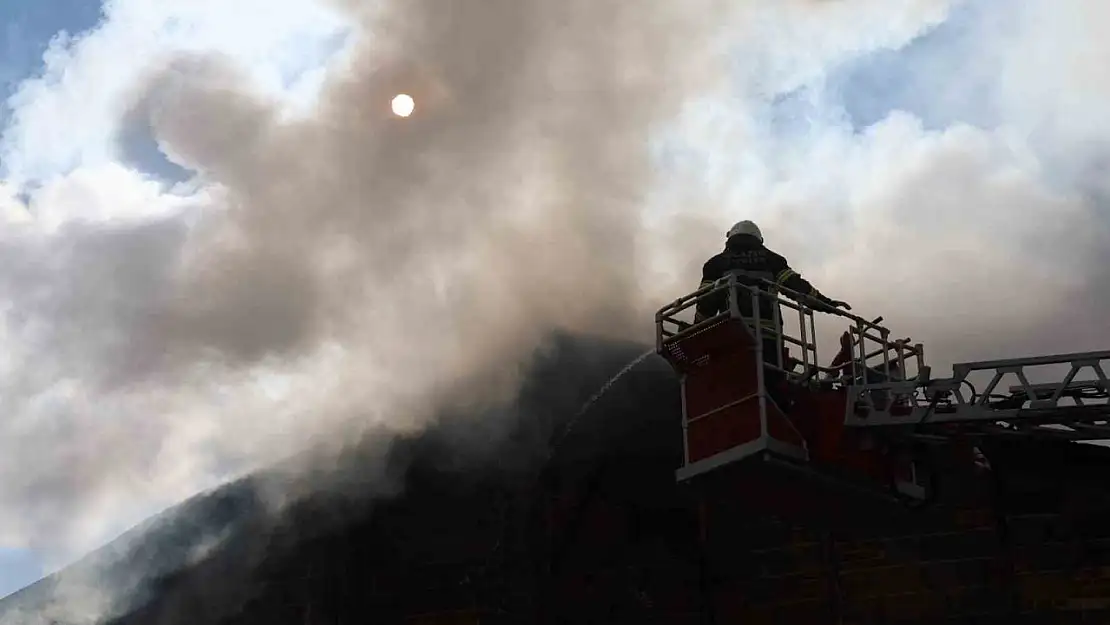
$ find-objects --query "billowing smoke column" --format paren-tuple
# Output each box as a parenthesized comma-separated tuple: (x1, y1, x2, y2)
(0, 0, 737, 585)
(112, 0, 735, 499)
(129, 0, 711, 402)
(2, 0, 1110, 617)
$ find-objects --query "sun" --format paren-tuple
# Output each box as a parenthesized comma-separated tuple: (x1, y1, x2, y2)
(391, 93, 415, 118)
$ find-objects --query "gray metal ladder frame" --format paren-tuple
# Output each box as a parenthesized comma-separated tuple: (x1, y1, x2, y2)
(844, 351, 1110, 440)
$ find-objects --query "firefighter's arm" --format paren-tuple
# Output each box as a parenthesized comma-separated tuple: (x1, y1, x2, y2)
(775, 265, 851, 312)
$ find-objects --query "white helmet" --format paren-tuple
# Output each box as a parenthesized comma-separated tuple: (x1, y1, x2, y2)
(727, 220, 762, 242)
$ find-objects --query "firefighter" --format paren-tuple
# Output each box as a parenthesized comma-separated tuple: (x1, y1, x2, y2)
(695, 219, 851, 322)
(694, 219, 851, 409)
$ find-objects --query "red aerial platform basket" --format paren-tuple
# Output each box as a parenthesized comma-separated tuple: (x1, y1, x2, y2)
(655, 275, 934, 522)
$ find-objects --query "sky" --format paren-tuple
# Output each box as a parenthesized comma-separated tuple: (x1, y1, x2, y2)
(0, 0, 104, 597)
(0, 0, 1108, 614)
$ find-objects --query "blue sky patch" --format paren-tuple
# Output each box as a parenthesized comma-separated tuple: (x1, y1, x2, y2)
(0, 548, 44, 601)
(0, 0, 104, 118)
(823, 0, 1007, 134)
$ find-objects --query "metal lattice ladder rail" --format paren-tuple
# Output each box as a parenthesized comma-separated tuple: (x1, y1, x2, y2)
(845, 351, 1110, 440)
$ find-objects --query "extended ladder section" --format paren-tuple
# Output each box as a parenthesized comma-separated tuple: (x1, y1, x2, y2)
(846, 350, 1110, 441)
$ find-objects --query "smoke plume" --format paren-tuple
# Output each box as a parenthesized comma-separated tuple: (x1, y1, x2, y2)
(0, 0, 738, 573)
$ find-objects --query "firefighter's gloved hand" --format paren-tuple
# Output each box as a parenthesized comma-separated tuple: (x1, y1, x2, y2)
(830, 300, 852, 311)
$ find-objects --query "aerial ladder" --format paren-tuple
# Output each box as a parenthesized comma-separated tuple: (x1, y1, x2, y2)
(655, 274, 1110, 517)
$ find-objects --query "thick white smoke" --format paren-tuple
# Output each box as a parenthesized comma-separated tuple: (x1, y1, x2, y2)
(0, 0, 1108, 607)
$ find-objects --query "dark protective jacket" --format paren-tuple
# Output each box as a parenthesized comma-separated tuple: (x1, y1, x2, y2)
(695, 234, 837, 326)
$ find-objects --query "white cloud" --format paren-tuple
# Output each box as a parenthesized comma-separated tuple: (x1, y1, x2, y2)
(727, 0, 957, 96)
(0, 0, 360, 561)
(648, 0, 1110, 365)
(1, 0, 354, 187)
(21, 164, 190, 231)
